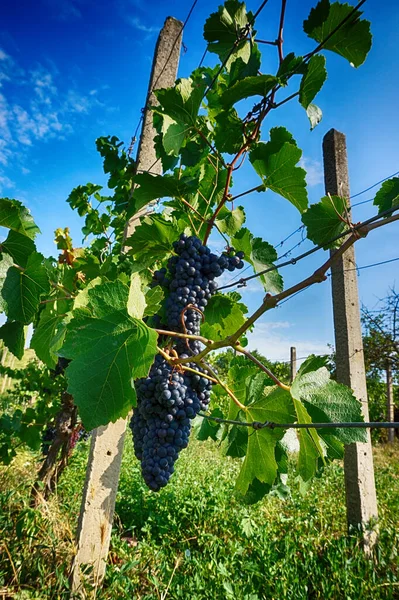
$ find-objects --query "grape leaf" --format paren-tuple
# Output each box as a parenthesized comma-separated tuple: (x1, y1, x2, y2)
(373, 177, 399, 214)
(235, 427, 283, 494)
(249, 127, 308, 213)
(202, 293, 246, 340)
(0, 254, 14, 314)
(221, 74, 279, 107)
(231, 227, 283, 294)
(127, 274, 146, 319)
(247, 385, 296, 424)
(61, 281, 157, 430)
(144, 286, 164, 317)
(132, 173, 197, 212)
(292, 397, 321, 481)
(306, 103, 323, 130)
(214, 109, 245, 154)
(292, 365, 366, 444)
(30, 304, 65, 369)
(124, 215, 179, 263)
(0, 198, 40, 239)
(277, 52, 305, 80)
(301, 195, 347, 249)
(0, 320, 25, 360)
(203, 0, 253, 65)
(225, 424, 248, 457)
(154, 77, 206, 155)
(1, 230, 36, 268)
(2, 252, 50, 324)
(229, 45, 262, 85)
(197, 408, 224, 441)
(215, 205, 245, 236)
(299, 55, 327, 109)
(297, 354, 330, 377)
(303, 0, 372, 68)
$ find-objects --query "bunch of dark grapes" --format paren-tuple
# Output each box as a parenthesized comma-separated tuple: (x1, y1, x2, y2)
(131, 234, 244, 491)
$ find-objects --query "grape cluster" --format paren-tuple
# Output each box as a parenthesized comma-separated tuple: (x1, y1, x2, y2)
(131, 234, 244, 491)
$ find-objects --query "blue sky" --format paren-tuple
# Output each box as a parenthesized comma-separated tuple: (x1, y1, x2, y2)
(0, 0, 398, 361)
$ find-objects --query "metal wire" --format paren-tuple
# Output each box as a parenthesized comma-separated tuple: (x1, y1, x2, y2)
(199, 412, 399, 430)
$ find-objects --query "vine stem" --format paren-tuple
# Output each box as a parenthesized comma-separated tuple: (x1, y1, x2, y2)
(277, 0, 287, 64)
(235, 344, 290, 390)
(155, 328, 211, 345)
(156, 346, 217, 383)
(199, 360, 247, 411)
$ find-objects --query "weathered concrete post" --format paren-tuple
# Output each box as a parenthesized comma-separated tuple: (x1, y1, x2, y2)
(290, 346, 297, 383)
(386, 360, 395, 443)
(323, 128, 378, 552)
(70, 17, 183, 596)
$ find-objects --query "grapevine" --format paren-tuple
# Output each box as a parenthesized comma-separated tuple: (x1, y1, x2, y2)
(0, 0, 397, 504)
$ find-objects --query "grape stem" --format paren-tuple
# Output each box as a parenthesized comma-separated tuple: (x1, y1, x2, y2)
(155, 328, 211, 346)
(157, 346, 218, 384)
(235, 344, 290, 390)
(198, 361, 247, 412)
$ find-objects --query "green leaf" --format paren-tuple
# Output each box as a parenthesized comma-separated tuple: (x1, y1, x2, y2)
(229, 45, 262, 85)
(0, 253, 14, 313)
(214, 109, 245, 154)
(301, 195, 347, 249)
(30, 304, 65, 369)
(235, 427, 282, 494)
(225, 424, 248, 457)
(215, 205, 245, 236)
(124, 214, 179, 263)
(197, 408, 224, 441)
(161, 115, 190, 157)
(0, 198, 40, 239)
(1, 252, 50, 324)
(247, 386, 296, 424)
(144, 286, 164, 317)
(277, 52, 305, 80)
(291, 397, 321, 481)
(61, 281, 157, 430)
(297, 354, 330, 377)
(303, 0, 372, 68)
(231, 227, 283, 294)
(154, 77, 206, 155)
(1, 230, 36, 268)
(132, 173, 197, 213)
(306, 103, 323, 130)
(127, 274, 146, 319)
(0, 320, 25, 359)
(373, 177, 399, 214)
(299, 55, 327, 109)
(221, 74, 279, 107)
(293, 366, 366, 444)
(202, 293, 246, 340)
(203, 0, 253, 66)
(249, 127, 308, 213)
(236, 477, 272, 505)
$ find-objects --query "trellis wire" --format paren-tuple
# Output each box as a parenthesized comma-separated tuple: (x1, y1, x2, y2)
(218, 204, 399, 291)
(199, 412, 399, 430)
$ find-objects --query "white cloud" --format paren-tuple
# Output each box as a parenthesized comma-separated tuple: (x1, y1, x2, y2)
(0, 174, 15, 193)
(128, 17, 159, 35)
(21, 167, 30, 175)
(0, 52, 103, 179)
(247, 321, 330, 362)
(300, 157, 323, 187)
(43, 0, 82, 21)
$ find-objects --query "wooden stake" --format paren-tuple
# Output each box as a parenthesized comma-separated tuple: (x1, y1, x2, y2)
(70, 17, 183, 596)
(323, 129, 378, 553)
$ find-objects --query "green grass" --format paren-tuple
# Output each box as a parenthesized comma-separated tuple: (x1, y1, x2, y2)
(1, 436, 398, 599)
